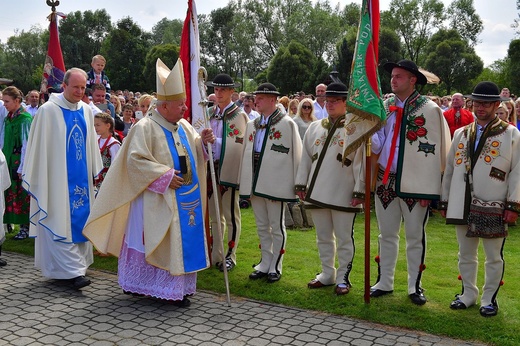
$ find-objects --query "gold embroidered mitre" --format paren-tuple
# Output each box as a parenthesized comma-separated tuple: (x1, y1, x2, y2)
(156, 58, 186, 101)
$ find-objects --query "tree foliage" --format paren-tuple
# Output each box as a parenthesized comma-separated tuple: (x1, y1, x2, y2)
(423, 29, 483, 94)
(142, 44, 180, 93)
(151, 18, 183, 46)
(506, 39, 520, 93)
(0, 27, 46, 93)
(382, 0, 445, 64)
(59, 10, 112, 71)
(101, 17, 152, 91)
(446, 0, 483, 47)
(266, 40, 316, 94)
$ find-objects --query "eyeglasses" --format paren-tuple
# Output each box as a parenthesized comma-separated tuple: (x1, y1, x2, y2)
(473, 101, 494, 108)
(302, 105, 312, 110)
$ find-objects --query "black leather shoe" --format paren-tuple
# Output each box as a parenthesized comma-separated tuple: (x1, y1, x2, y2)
(169, 297, 191, 308)
(267, 272, 281, 283)
(0, 258, 6, 267)
(450, 298, 467, 310)
(249, 270, 268, 280)
(219, 258, 236, 272)
(480, 304, 498, 317)
(409, 291, 427, 305)
(370, 289, 393, 298)
(72, 276, 91, 289)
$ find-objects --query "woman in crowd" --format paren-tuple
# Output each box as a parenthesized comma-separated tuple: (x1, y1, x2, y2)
(293, 97, 316, 140)
(1, 86, 32, 240)
(496, 103, 512, 124)
(138, 94, 154, 115)
(288, 99, 299, 118)
(503, 99, 517, 127)
(464, 98, 473, 112)
(278, 96, 289, 113)
(110, 94, 122, 116)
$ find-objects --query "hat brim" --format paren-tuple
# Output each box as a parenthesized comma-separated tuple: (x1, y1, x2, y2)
(384, 62, 427, 85)
(205, 81, 241, 88)
(253, 90, 280, 96)
(325, 91, 348, 97)
(463, 94, 508, 102)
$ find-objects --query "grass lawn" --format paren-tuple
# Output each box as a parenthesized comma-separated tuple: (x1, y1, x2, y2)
(4, 207, 519, 345)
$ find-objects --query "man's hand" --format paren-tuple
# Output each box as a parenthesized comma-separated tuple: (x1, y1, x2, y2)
(201, 128, 215, 145)
(504, 210, 518, 224)
(169, 170, 184, 190)
(351, 198, 364, 207)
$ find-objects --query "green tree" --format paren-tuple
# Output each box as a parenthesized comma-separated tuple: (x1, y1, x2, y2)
(378, 27, 403, 94)
(101, 17, 152, 91)
(267, 40, 316, 94)
(513, 0, 520, 36)
(506, 39, 520, 93)
(0, 27, 46, 93)
(424, 29, 483, 94)
(446, 0, 483, 47)
(59, 10, 112, 70)
(382, 0, 445, 65)
(472, 61, 509, 93)
(142, 44, 180, 93)
(151, 18, 183, 46)
(334, 27, 357, 86)
(200, 5, 240, 77)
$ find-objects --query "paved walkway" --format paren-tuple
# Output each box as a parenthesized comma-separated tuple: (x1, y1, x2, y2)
(0, 252, 485, 346)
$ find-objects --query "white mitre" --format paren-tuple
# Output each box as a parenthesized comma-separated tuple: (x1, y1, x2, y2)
(156, 58, 186, 101)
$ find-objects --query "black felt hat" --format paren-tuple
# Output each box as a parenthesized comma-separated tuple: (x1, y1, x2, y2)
(253, 83, 280, 96)
(383, 59, 427, 85)
(325, 82, 348, 96)
(464, 81, 508, 102)
(206, 73, 240, 88)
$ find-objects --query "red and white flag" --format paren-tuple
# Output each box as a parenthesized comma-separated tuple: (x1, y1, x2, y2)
(41, 11, 66, 94)
(179, 0, 204, 130)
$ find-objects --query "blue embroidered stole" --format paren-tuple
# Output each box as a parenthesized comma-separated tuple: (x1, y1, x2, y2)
(161, 125, 206, 272)
(62, 107, 90, 243)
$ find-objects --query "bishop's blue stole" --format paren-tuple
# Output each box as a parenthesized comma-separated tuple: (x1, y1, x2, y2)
(62, 107, 90, 243)
(162, 125, 206, 272)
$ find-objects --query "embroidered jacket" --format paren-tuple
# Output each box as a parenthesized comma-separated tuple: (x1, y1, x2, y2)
(239, 110, 302, 202)
(295, 115, 365, 212)
(440, 117, 520, 224)
(376, 91, 451, 199)
(207, 104, 248, 187)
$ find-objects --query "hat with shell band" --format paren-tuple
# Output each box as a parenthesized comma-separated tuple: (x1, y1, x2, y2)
(156, 58, 186, 101)
(325, 82, 348, 96)
(253, 82, 280, 96)
(206, 73, 240, 88)
(464, 81, 508, 102)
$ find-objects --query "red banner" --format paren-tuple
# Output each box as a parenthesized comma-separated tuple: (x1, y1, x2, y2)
(41, 12, 66, 94)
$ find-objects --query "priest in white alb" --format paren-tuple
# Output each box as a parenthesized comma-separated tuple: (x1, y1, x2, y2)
(22, 68, 103, 290)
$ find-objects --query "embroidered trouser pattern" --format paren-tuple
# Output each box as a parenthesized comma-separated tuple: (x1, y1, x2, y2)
(209, 187, 241, 264)
(311, 209, 356, 286)
(251, 196, 286, 274)
(455, 225, 505, 307)
(373, 172, 429, 295)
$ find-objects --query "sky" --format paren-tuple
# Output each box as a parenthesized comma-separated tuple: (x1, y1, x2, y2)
(0, 0, 517, 67)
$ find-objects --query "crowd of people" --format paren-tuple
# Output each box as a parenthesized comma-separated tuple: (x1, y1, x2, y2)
(0, 54, 518, 316)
